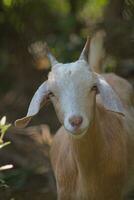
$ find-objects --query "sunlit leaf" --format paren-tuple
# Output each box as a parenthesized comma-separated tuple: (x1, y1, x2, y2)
(0, 164, 13, 171)
(2, 0, 13, 7)
(0, 141, 11, 149)
(79, 0, 108, 23)
(0, 116, 6, 126)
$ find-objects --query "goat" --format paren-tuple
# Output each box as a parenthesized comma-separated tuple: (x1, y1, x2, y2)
(15, 31, 134, 200)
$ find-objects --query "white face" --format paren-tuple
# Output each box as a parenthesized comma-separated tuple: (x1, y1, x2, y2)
(47, 60, 97, 137)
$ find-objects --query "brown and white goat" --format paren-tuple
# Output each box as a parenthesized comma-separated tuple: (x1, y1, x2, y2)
(15, 32, 134, 200)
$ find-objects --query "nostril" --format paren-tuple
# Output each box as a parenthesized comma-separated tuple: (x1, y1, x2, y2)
(69, 116, 83, 128)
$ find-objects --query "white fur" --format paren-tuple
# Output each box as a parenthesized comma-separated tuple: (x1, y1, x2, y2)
(48, 60, 97, 134)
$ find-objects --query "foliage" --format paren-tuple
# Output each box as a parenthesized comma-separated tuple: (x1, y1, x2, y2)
(0, 116, 12, 188)
(79, 0, 108, 23)
(0, 116, 11, 149)
(0, 0, 133, 80)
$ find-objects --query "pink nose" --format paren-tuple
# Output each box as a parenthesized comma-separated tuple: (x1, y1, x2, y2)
(69, 116, 83, 128)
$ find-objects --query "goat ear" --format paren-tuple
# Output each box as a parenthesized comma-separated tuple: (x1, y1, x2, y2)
(96, 75, 124, 115)
(15, 81, 50, 128)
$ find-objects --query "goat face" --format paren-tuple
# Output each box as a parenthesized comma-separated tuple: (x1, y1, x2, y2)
(15, 37, 124, 138)
(47, 60, 97, 136)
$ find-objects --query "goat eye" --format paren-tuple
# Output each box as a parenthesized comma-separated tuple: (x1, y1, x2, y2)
(49, 92, 55, 97)
(91, 85, 98, 93)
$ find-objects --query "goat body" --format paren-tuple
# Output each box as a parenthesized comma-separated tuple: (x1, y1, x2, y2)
(50, 73, 134, 200)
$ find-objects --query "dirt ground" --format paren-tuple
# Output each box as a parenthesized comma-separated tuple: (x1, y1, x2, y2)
(0, 172, 57, 200)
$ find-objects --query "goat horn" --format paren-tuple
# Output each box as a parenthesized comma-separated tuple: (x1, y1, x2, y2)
(79, 37, 90, 63)
(44, 42, 59, 67)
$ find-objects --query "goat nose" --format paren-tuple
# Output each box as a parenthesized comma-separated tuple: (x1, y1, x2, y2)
(69, 116, 83, 128)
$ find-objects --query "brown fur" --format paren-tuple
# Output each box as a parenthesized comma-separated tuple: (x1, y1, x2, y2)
(50, 73, 134, 200)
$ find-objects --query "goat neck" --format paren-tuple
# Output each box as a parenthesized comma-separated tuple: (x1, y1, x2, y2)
(66, 104, 127, 199)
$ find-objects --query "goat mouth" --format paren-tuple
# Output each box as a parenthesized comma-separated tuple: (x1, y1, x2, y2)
(65, 127, 88, 139)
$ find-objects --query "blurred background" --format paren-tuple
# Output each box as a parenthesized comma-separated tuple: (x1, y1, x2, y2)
(0, 0, 134, 199)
